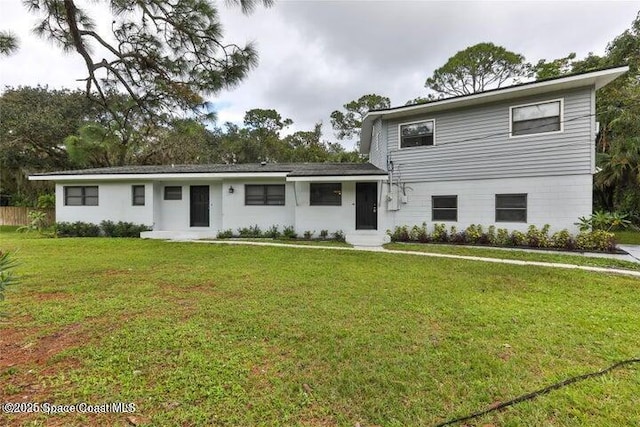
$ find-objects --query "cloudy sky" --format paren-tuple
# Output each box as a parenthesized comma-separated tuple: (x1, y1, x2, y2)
(1, 0, 638, 147)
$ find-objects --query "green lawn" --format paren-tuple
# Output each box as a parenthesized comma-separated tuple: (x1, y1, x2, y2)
(616, 230, 640, 245)
(1, 232, 639, 426)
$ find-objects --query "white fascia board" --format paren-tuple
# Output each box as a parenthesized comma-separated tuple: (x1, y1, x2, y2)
(360, 66, 629, 153)
(29, 172, 289, 181)
(287, 175, 388, 182)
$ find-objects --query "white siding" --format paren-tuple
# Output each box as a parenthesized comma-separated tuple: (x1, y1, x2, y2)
(390, 174, 592, 233)
(56, 182, 154, 225)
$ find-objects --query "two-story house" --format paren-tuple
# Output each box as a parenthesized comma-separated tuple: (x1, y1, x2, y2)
(360, 65, 628, 240)
(30, 66, 628, 246)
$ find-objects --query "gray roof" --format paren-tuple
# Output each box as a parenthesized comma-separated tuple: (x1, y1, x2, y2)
(33, 162, 387, 177)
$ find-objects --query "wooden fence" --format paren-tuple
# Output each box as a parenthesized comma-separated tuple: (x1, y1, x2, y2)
(0, 207, 55, 226)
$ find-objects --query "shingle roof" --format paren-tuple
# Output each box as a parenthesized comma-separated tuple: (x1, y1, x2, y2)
(33, 162, 387, 177)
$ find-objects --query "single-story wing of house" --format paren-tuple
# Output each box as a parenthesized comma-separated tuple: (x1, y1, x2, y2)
(30, 162, 390, 246)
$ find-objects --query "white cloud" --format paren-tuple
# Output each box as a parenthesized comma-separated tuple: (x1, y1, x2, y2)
(1, 0, 638, 149)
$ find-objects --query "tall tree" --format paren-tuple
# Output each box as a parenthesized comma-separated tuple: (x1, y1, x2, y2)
(24, 0, 272, 121)
(330, 94, 390, 141)
(0, 86, 98, 203)
(425, 42, 528, 96)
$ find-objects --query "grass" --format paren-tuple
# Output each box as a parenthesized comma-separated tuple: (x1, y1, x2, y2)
(384, 242, 640, 272)
(1, 232, 639, 426)
(615, 230, 640, 245)
(209, 238, 352, 247)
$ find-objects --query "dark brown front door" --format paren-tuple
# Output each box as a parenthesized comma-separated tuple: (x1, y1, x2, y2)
(356, 182, 377, 230)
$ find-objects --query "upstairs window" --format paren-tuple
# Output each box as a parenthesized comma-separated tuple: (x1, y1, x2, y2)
(132, 185, 145, 206)
(310, 183, 342, 206)
(432, 195, 457, 221)
(64, 186, 98, 206)
(511, 100, 562, 136)
(400, 120, 434, 148)
(245, 184, 285, 206)
(495, 194, 527, 222)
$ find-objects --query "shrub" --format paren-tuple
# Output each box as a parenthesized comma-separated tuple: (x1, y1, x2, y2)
(464, 224, 484, 244)
(494, 228, 510, 246)
(575, 211, 631, 232)
(575, 230, 616, 252)
(388, 226, 410, 242)
(217, 229, 234, 239)
(55, 221, 149, 237)
(282, 226, 297, 239)
(449, 228, 467, 244)
(319, 230, 329, 239)
(114, 222, 150, 237)
(332, 230, 346, 242)
(17, 210, 50, 234)
(551, 229, 575, 250)
(238, 225, 262, 238)
(264, 225, 281, 239)
(303, 230, 314, 240)
(409, 223, 429, 243)
(486, 225, 497, 245)
(510, 230, 527, 246)
(432, 223, 448, 243)
(55, 221, 101, 237)
(526, 224, 551, 248)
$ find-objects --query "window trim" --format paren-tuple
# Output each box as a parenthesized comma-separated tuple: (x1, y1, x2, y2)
(164, 186, 182, 201)
(244, 184, 286, 206)
(64, 186, 99, 206)
(310, 182, 342, 206)
(398, 119, 436, 149)
(495, 193, 528, 223)
(509, 98, 564, 138)
(431, 195, 458, 222)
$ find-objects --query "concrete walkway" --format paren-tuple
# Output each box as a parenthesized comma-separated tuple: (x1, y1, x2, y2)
(618, 245, 640, 263)
(180, 239, 640, 278)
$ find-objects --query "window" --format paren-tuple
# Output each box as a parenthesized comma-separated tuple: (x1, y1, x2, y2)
(64, 186, 98, 206)
(164, 186, 182, 200)
(245, 184, 285, 206)
(511, 100, 562, 136)
(496, 194, 527, 222)
(432, 195, 457, 221)
(132, 185, 145, 206)
(310, 183, 342, 206)
(400, 120, 434, 148)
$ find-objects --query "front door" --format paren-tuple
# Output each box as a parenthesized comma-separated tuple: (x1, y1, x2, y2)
(355, 182, 377, 230)
(190, 185, 210, 227)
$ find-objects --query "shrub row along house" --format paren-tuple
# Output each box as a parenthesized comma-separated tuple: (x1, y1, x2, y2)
(30, 66, 628, 246)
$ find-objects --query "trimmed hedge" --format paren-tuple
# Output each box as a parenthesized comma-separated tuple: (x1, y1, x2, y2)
(388, 223, 617, 253)
(55, 221, 151, 238)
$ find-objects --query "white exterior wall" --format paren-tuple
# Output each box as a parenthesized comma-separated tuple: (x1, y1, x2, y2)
(55, 182, 154, 225)
(293, 181, 355, 237)
(220, 178, 295, 232)
(390, 174, 592, 233)
(152, 181, 222, 232)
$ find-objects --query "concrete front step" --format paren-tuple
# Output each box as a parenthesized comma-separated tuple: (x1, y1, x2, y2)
(346, 232, 389, 247)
